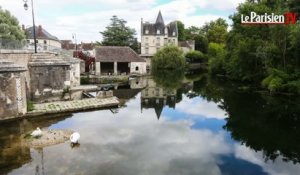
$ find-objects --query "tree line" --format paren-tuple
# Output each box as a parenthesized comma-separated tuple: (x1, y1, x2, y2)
(177, 0, 300, 94)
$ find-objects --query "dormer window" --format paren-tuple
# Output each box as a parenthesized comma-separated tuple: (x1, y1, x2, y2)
(145, 30, 149, 34)
(157, 30, 160, 35)
(164, 28, 168, 34)
(173, 31, 176, 36)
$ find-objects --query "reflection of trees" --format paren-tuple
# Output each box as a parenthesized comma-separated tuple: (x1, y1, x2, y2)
(193, 74, 300, 164)
(151, 69, 185, 90)
(223, 93, 300, 164)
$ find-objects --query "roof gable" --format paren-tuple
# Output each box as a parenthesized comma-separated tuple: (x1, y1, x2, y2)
(26, 26, 59, 41)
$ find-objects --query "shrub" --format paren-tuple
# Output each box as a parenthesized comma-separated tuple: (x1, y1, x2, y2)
(151, 45, 186, 70)
(207, 43, 226, 75)
(185, 50, 206, 63)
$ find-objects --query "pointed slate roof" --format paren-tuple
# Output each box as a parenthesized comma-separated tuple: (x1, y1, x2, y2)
(142, 11, 178, 37)
(155, 11, 164, 25)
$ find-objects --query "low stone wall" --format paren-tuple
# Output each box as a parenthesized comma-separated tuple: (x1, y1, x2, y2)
(26, 97, 119, 117)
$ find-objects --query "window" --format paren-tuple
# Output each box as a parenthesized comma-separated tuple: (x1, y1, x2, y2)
(164, 38, 168, 45)
(145, 47, 149, 54)
(173, 31, 176, 36)
(173, 39, 176, 43)
(135, 66, 139, 71)
(145, 37, 149, 46)
(156, 37, 160, 46)
(44, 40, 47, 44)
(165, 28, 168, 34)
(157, 30, 160, 35)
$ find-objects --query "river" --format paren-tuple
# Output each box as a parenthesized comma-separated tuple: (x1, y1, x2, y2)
(1, 73, 300, 175)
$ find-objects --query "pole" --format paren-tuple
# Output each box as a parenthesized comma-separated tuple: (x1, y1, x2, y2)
(31, 0, 37, 53)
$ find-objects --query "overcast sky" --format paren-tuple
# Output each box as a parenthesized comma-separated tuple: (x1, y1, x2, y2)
(0, 0, 244, 42)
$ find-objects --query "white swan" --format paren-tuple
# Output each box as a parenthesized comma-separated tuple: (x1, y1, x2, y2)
(31, 127, 42, 138)
(70, 132, 80, 144)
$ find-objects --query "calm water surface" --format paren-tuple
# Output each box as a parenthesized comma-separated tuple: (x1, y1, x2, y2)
(1, 76, 300, 175)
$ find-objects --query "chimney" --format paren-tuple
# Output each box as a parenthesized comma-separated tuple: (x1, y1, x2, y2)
(38, 25, 42, 34)
(22, 24, 25, 31)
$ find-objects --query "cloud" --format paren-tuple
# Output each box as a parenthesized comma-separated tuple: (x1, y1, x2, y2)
(176, 96, 227, 120)
(0, 0, 244, 42)
(10, 93, 231, 175)
(234, 144, 300, 175)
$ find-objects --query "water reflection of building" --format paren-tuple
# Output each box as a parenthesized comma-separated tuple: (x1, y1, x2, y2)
(141, 78, 176, 119)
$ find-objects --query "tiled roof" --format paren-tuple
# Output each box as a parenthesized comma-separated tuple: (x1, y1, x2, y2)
(95, 46, 145, 63)
(26, 25, 59, 41)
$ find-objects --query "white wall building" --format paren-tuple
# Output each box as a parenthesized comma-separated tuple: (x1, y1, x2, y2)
(26, 25, 61, 52)
(95, 46, 146, 76)
(140, 11, 178, 67)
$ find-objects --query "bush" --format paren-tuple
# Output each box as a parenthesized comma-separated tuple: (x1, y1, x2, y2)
(185, 50, 206, 63)
(151, 45, 186, 70)
(262, 68, 300, 94)
(207, 43, 226, 75)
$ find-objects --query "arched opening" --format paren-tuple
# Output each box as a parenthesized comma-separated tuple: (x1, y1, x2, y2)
(135, 66, 139, 71)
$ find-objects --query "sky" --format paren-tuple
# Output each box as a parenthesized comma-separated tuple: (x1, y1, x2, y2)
(0, 0, 245, 42)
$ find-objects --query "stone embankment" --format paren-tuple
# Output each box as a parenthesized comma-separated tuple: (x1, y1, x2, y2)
(27, 97, 119, 116)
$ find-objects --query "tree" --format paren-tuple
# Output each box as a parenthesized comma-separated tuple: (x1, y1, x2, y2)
(176, 20, 186, 41)
(203, 18, 228, 44)
(151, 45, 186, 70)
(207, 43, 227, 75)
(100, 15, 138, 52)
(185, 26, 208, 53)
(185, 50, 206, 63)
(0, 8, 25, 40)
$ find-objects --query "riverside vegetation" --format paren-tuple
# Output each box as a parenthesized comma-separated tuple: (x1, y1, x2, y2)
(175, 0, 300, 95)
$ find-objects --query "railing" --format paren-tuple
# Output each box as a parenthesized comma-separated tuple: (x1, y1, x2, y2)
(0, 39, 62, 53)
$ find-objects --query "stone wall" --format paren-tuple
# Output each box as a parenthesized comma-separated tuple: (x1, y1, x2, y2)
(0, 50, 33, 97)
(0, 61, 27, 120)
(29, 65, 70, 100)
(130, 62, 147, 75)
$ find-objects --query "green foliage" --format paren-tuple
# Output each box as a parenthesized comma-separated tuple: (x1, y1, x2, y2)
(0, 8, 25, 40)
(206, 0, 300, 94)
(185, 26, 208, 53)
(152, 69, 185, 90)
(207, 43, 226, 75)
(262, 68, 300, 94)
(203, 18, 228, 44)
(100, 15, 139, 52)
(27, 101, 34, 111)
(176, 21, 186, 41)
(185, 50, 205, 63)
(151, 45, 186, 70)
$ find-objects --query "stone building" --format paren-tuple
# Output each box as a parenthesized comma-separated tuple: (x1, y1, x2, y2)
(28, 53, 80, 101)
(95, 46, 146, 75)
(0, 60, 27, 120)
(140, 11, 178, 66)
(25, 25, 61, 52)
